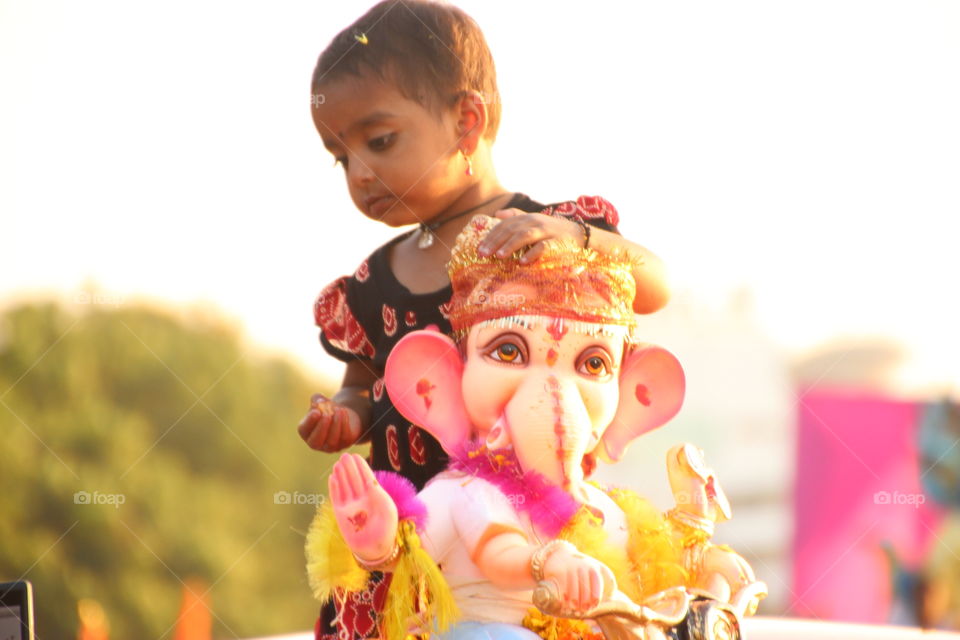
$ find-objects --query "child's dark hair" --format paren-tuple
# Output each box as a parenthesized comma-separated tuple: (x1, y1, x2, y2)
(312, 0, 501, 140)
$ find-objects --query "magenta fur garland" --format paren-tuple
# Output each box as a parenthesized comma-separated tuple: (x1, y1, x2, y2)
(373, 470, 428, 532)
(449, 442, 579, 537)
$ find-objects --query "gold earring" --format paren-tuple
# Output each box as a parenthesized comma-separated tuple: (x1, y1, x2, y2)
(461, 149, 474, 176)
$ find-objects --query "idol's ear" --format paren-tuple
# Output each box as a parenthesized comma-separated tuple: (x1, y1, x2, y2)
(384, 329, 472, 455)
(596, 345, 686, 463)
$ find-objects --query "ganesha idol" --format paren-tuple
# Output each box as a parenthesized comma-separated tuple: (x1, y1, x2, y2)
(306, 216, 767, 640)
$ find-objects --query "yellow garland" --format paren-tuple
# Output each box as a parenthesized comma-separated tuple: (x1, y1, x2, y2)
(304, 502, 369, 601)
(608, 488, 689, 597)
(522, 488, 690, 640)
(304, 508, 457, 640)
(383, 520, 460, 640)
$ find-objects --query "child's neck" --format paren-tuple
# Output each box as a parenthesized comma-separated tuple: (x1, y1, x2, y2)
(429, 179, 511, 249)
(389, 175, 511, 295)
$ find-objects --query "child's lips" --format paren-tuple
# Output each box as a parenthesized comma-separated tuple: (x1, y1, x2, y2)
(364, 194, 393, 216)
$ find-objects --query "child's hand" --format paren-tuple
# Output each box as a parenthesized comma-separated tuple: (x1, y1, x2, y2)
(477, 209, 586, 264)
(297, 393, 362, 452)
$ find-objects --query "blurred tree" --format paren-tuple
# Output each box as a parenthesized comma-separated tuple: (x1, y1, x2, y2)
(0, 301, 345, 638)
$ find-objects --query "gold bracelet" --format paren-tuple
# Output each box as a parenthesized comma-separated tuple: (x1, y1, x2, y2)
(353, 541, 401, 572)
(667, 508, 715, 538)
(530, 539, 576, 583)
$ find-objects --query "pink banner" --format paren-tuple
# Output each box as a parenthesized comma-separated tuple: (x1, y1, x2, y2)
(793, 389, 943, 623)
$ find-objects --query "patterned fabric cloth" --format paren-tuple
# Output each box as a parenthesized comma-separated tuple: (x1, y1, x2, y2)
(312, 194, 620, 640)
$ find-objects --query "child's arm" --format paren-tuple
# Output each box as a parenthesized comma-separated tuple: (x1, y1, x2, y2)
(298, 360, 378, 452)
(479, 210, 670, 314)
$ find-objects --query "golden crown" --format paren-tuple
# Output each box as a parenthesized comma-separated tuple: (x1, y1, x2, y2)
(447, 215, 640, 338)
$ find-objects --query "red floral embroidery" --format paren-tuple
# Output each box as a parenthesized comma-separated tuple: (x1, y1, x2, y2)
(385, 424, 402, 471)
(382, 304, 397, 337)
(574, 195, 620, 227)
(372, 378, 385, 402)
(540, 196, 620, 228)
(404, 310, 417, 327)
(408, 425, 427, 466)
(331, 573, 390, 640)
(354, 259, 370, 283)
(314, 278, 375, 358)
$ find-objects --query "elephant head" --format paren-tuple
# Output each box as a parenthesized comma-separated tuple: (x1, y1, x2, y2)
(384, 216, 685, 498)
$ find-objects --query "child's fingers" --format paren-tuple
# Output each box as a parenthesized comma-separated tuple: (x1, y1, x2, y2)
(296, 410, 320, 442)
(492, 207, 524, 219)
(478, 214, 533, 256)
(305, 412, 334, 450)
(495, 225, 547, 257)
(519, 242, 547, 264)
(323, 410, 343, 451)
(342, 407, 362, 445)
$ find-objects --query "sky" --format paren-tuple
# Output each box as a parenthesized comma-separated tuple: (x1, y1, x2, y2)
(2, 0, 959, 392)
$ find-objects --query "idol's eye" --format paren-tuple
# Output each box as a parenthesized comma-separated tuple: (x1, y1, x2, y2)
(577, 349, 613, 378)
(494, 343, 522, 362)
(482, 334, 528, 365)
(368, 132, 396, 152)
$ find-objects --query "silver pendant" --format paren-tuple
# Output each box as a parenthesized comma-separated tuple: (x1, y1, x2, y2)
(417, 228, 435, 249)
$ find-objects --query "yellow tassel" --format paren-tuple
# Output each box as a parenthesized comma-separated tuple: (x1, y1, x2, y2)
(609, 489, 688, 597)
(304, 502, 370, 601)
(383, 520, 459, 640)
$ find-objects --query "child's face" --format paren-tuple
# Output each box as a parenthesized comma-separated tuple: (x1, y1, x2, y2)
(312, 73, 467, 227)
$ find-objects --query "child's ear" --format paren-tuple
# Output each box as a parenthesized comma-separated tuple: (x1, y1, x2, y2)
(455, 90, 488, 153)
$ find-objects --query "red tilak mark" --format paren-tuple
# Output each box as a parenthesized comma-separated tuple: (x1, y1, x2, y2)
(635, 384, 651, 407)
(416, 378, 436, 410)
(347, 511, 368, 532)
(546, 318, 568, 342)
(546, 348, 558, 367)
(581, 453, 597, 478)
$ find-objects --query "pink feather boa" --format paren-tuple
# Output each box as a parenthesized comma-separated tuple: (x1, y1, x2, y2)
(448, 442, 580, 537)
(373, 470, 428, 532)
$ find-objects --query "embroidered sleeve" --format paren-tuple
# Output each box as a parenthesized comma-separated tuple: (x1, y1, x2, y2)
(314, 276, 376, 361)
(544, 195, 620, 233)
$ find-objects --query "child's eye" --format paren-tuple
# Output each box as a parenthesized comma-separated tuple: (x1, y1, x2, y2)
(368, 133, 396, 152)
(577, 349, 613, 378)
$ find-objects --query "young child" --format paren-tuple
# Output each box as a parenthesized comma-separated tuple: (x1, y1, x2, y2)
(297, 1, 670, 638)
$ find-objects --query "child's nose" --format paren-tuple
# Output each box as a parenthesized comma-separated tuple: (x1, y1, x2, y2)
(348, 158, 375, 187)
